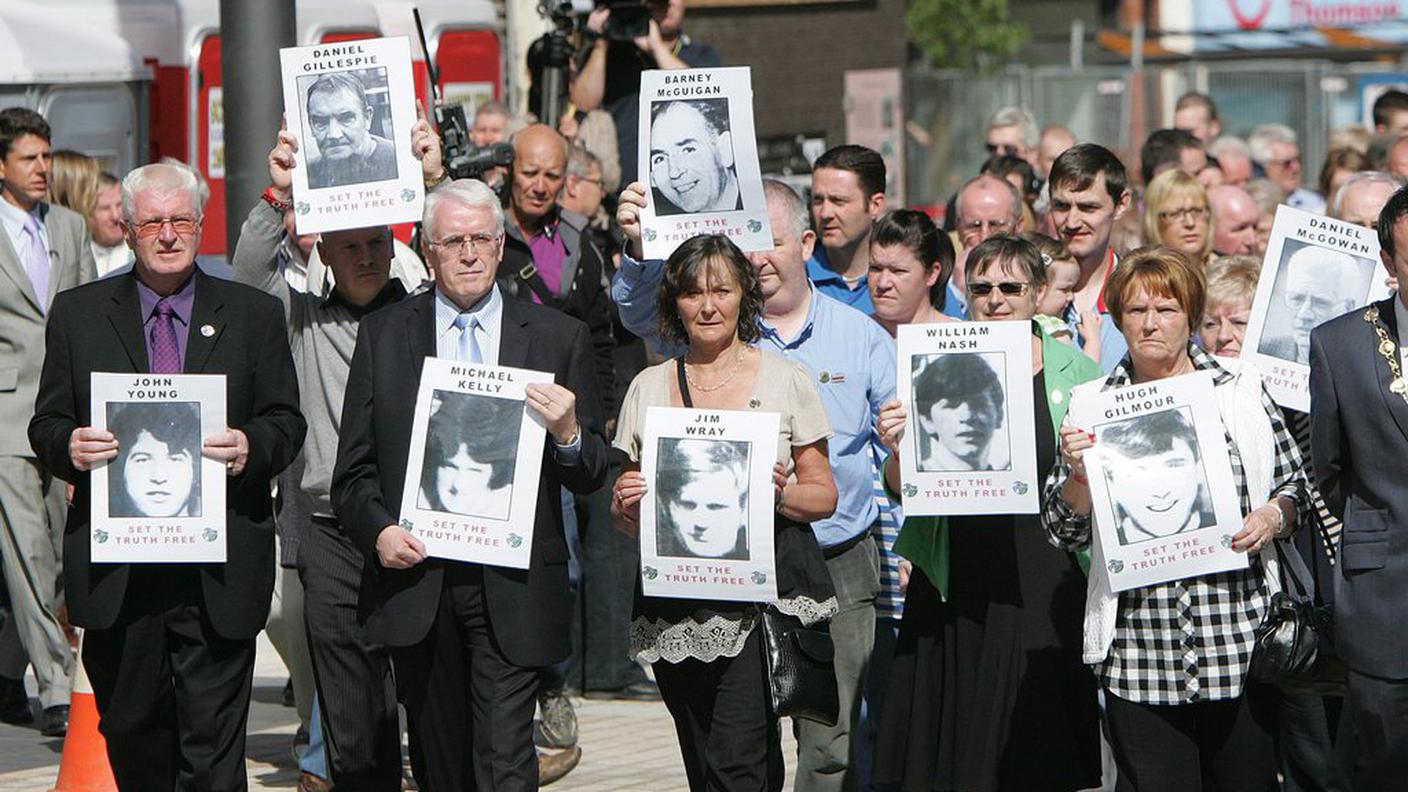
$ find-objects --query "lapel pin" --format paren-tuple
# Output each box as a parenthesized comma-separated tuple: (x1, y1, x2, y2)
(200, 324, 216, 337)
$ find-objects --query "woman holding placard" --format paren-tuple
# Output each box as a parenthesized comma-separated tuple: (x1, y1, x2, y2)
(872, 235, 1105, 792)
(610, 233, 838, 791)
(1044, 247, 1309, 790)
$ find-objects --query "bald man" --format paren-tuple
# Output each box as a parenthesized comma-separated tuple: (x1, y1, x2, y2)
(947, 174, 1023, 318)
(1209, 185, 1259, 256)
(1038, 126, 1076, 180)
(1260, 246, 1366, 365)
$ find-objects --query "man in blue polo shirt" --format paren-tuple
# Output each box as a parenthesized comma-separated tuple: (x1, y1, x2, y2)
(614, 177, 895, 792)
(805, 145, 888, 314)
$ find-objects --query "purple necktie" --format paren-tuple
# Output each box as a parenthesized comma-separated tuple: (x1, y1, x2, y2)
(21, 213, 50, 312)
(149, 299, 183, 374)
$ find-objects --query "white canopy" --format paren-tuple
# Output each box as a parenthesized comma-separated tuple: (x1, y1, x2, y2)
(0, 1, 153, 83)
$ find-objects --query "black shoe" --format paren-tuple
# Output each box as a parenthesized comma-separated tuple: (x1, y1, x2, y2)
(582, 680, 661, 702)
(39, 705, 68, 737)
(0, 676, 33, 725)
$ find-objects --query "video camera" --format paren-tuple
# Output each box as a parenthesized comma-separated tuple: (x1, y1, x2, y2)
(413, 9, 514, 183)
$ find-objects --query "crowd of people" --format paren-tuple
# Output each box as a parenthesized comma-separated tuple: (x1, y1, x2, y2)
(3, 1, 1408, 789)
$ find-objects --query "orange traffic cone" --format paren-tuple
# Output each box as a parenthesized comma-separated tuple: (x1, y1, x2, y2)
(50, 633, 117, 792)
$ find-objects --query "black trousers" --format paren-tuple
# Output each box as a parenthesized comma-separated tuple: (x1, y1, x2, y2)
(653, 629, 784, 792)
(574, 467, 649, 691)
(1103, 685, 1279, 792)
(83, 567, 256, 792)
(300, 517, 401, 791)
(1346, 668, 1408, 792)
(393, 563, 541, 792)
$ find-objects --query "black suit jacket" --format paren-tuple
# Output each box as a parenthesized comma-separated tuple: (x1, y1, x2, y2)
(28, 268, 306, 640)
(331, 289, 608, 666)
(1310, 296, 1408, 678)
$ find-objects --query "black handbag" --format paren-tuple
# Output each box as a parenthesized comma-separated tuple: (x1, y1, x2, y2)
(1250, 539, 1343, 694)
(757, 606, 839, 726)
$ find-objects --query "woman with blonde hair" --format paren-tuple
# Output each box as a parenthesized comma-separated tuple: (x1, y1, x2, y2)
(1142, 170, 1214, 270)
(47, 149, 101, 222)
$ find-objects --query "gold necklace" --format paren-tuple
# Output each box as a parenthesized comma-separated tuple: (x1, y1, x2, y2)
(1364, 305, 1408, 401)
(685, 346, 745, 393)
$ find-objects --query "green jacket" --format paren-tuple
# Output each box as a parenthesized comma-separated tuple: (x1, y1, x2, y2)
(890, 324, 1103, 600)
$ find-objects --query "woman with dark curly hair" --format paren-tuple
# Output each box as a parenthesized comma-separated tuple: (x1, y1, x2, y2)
(612, 233, 838, 791)
(108, 401, 202, 518)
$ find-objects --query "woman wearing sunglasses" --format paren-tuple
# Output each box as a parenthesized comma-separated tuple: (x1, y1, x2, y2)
(872, 235, 1105, 792)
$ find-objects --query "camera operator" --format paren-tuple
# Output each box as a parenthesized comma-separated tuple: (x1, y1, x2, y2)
(569, 0, 720, 187)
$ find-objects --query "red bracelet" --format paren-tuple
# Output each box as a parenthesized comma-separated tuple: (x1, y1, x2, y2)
(1071, 471, 1089, 485)
(262, 187, 293, 213)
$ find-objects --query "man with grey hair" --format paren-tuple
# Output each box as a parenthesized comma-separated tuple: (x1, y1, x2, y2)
(1249, 124, 1324, 212)
(1208, 135, 1254, 186)
(332, 177, 608, 791)
(0, 105, 95, 736)
(612, 177, 896, 792)
(948, 174, 1024, 319)
(1331, 171, 1405, 227)
(29, 160, 305, 788)
(986, 106, 1040, 170)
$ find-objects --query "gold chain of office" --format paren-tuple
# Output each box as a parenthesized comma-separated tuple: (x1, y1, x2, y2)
(1364, 305, 1408, 402)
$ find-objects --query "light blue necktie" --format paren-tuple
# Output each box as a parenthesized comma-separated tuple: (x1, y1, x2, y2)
(454, 312, 482, 364)
(21, 213, 50, 312)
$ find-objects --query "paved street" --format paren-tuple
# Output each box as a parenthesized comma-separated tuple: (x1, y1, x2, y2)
(0, 636, 798, 791)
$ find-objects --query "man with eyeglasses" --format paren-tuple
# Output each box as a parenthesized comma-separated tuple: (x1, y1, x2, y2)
(332, 177, 608, 791)
(1249, 124, 1325, 213)
(1047, 143, 1133, 372)
(985, 106, 1040, 172)
(29, 161, 306, 789)
(946, 174, 1023, 320)
(0, 107, 97, 737)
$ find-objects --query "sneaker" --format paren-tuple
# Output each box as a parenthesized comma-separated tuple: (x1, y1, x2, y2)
(534, 689, 578, 749)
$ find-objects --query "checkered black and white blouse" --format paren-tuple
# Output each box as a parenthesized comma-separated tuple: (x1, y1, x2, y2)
(1041, 346, 1309, 705)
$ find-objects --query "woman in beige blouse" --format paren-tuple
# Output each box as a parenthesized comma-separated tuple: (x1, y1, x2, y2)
(611, 233, 838, 791)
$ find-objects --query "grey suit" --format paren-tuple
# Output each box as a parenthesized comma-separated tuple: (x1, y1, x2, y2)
(0, 202, 96, 708)
(1310, 296, 1408, 790)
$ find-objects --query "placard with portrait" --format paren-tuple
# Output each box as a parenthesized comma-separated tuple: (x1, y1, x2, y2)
(90, 373, 228, 563)
(279, 36, 424, 235)
(1068, 370, 1246, 593)
(398, 358, 553, 569)
(1242, 204, 1389, 412)
(640, 406, 780, 602)
(895, 321, 1038, 515)
(636, 67, 772, 259)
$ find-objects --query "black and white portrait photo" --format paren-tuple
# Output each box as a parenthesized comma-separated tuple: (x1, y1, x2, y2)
(654, 437, 751, 561)
(297, 68, 399, 189)
(1098, 407, 1215, 546)
(1256, 239, 1374, 366)
(649, 98, 742, 217)
(416, 391, 522, 521)
(912, 352, 1011, 473)
(106, 401, 202, 519)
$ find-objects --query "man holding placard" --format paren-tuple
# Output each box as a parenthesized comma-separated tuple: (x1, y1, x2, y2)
(1310, 186, 1408, 790)
(28, 162, 306, 790)
(332, 178, 607, 791)
(229, 111, 446, 790)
